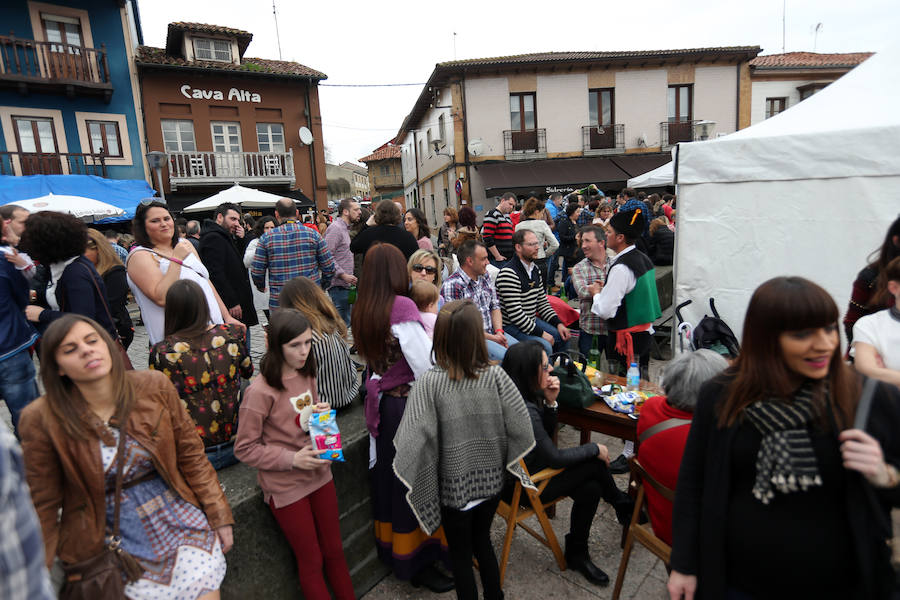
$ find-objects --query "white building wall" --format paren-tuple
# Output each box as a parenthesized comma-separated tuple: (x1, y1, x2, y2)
(749, 80, 804, 125)
(537, 73, 588, 153)
(418, 86, 454, 178)
(694, 65, 738, 135)
(464, 76, 510, 158)
(614, 69, 668, 148)
(400, 131, 416, 187)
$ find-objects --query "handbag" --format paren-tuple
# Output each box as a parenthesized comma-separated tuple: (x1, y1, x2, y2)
(550, 352, 594, 409)
(78, 262, 134, 370)
(60, 419, 144, 599)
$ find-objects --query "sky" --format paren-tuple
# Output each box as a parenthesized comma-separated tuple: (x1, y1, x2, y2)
(136, 0, 898, 167)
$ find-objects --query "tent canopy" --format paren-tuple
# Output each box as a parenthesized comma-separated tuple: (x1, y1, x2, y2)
(182, 184, 291, 213)
(627, 159, 673, 188)
(0, 174, 154, 223)
(673, 46, 896, 346)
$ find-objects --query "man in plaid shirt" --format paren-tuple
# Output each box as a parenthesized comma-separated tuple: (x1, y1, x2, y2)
(251, 199, 335, 311)
(571, 225, 610, 358)
(0, 426, 54, 600)
(440, 239, 517, 360)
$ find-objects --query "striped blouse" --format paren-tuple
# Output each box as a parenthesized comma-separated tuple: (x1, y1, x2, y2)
(311, 330, 361, 409)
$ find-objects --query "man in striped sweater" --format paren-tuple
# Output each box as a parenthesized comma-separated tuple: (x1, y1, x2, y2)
(482, 192, 516, 268)
(497, 229, 571, 356)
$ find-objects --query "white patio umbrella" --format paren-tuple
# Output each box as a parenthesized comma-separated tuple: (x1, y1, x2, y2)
(6, 193, 125, 222)
(182, 183, 288, 213)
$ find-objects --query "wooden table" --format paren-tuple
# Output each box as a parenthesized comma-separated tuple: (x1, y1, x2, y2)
(557, 373, 663, 445)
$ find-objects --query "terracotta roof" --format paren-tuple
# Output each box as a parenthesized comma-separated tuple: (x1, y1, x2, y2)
(136, 46, 327, 80)
(359, 145, 401, 163)
(750, 52, 873, 69)
(167, 22, 253, 55)
(438, 46, 761, 68)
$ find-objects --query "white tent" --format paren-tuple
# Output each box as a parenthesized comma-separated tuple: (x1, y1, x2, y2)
(627, 159, 673, 188)
(673, 45, 898, 345)
(182, 184, 287, 213)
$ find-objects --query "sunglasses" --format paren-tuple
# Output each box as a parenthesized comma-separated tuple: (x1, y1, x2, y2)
(411, 264, 437, 275)
(139, 197, 167, 206)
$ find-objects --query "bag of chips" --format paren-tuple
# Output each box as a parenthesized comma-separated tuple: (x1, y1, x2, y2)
(308, 409, 345, 462)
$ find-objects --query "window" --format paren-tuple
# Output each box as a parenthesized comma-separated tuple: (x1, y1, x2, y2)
(161, 119, 196, 152)
(765, 97, 787, 119)
(667, 85, 693, 122)
(194, 38, 232, 62)
(86, 120, 121, 157)
(13, 116, 57, 153)
(256, 123, 285, 152)
(380, 164, 389, 176)
(418, 140, 424, 164)
(510, 92, 536, 130)
(589, 88, 615, 126)
(210, 122, 241, 152)
(438, 114, 446, 145)
(426, 129, 433, 155)
(41, 14, 82, 53)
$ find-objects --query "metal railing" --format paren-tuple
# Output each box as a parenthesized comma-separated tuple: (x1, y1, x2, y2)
(167, 150, 295, 189)
(503, 128, 547, 159)
(0, 150, 106, 176)
(660, 120, 699, 148)
(582, 123, 625, 155)
(0, 35, 111, 87)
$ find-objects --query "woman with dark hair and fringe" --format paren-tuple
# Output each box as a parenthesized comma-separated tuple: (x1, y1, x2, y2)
(279, 276, 360, 410)
(19, 211, 117, 340)
(126, 200, 242, 345)
(404, 207, 433, 251)
(351, 243, 452, 593)
(19, 314, 234, 599)
(501, 340, 633, 588)
(669, 276, 900, 600)
(394, 300, 535, 600)
(149, 280, 253, 469)
(452, 206, 481, 252)
(843, 215, 900, 344)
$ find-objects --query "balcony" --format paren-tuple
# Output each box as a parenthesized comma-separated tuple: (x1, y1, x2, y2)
(168, 150, 295, 190)
(582, 124, 625, 156)
(371, 172, 403, 188)
(0, 150, 106, 176)
(660, 120, 700, 149)
(0, 35, 112, 100)
(503, 128, 546, 160)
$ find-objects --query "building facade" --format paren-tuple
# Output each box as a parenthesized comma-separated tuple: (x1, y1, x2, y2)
(325, 161, 368, 203)
(340, 161, 369, 198)
(0, 0, 147, 181)
(396, 47, 760, 227)
(359, 142, 402, 203)
(749, 51, 872, 125)
(137, 22, 328, 211)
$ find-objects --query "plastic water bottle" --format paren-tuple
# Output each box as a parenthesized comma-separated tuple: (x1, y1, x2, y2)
(626, 363, 640, 391)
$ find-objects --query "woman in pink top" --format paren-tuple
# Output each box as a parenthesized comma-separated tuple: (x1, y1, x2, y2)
(234, 309, 354, 600)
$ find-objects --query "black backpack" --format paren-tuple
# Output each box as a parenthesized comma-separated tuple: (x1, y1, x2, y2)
(691, 298, 740, 358)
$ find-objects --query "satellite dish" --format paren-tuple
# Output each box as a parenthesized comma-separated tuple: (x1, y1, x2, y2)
(299, 127, 314, 145)
(467, 138, 485, 157)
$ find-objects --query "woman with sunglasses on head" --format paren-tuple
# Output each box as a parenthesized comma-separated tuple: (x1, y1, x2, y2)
(235, 309, 354, 600)
(19, 314, 234, 599)
(352, 243, 453, 593)
(85, 228, 134, 349)
(394, 300, 535, 600)
(127, 200, 243, 346)
(668, 277, 900, 600)
(501, 341, 634, 588)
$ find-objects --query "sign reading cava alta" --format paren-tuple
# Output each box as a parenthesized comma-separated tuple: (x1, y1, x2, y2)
(180, 85, 261, 103)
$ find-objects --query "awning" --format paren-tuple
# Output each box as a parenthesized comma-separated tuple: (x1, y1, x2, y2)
(0, 174, 154, 223)
(608, 154, 672, 178)
(476, 157, 629, 191)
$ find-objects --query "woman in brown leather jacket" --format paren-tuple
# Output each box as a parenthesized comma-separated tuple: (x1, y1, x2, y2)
(19, 314, 235, 599)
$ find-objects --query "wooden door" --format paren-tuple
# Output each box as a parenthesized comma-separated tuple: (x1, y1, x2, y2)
(13, 116, 61, 175)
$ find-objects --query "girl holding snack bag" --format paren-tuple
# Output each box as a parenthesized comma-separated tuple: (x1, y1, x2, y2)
(235, 309, 354, 600)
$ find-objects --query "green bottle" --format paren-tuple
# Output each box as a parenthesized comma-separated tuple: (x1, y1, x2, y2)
(348, 285, 357, 304)
(589, 335, 601, 369)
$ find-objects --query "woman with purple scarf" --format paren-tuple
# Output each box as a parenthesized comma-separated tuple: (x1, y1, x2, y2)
(351, 243, 453, 593)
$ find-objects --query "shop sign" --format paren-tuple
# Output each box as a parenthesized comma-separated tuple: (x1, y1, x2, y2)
(546, 185, 576, 194)
(180, 84, 262, 103)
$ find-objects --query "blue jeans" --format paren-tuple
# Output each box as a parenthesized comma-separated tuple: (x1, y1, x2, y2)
(328, 287, 352, 328)
(206, 441, 237, 470)
(505, 319, 565, 356)
(485, 332, 519, 361)
(547, 249, 561, 286)
(0, 350, 39, 436)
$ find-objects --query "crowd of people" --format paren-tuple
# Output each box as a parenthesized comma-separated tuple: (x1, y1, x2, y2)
(1, 190, 899, 600)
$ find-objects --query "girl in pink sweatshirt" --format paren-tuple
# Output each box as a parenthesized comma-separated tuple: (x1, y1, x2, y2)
(235, 308, 354, 600)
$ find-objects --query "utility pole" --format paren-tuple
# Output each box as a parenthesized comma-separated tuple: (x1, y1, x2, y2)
(273, 0, 283, 60)
(782, 0, 786, 53)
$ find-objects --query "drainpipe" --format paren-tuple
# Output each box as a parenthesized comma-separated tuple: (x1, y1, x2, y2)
(412, 130, 421, 209)
(304, 82, 319, 208)
(460, 72, 471, 206)
(735, 63, 741, 131)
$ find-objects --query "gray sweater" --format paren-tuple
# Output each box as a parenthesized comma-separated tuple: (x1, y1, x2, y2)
(393, 365, 536, 534)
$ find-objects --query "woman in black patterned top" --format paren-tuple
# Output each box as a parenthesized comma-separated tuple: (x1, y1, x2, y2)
(279, 276, 361, 409)
(149, 279, 253, 469)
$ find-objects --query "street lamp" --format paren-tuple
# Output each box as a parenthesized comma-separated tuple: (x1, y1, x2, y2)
(146, 151, 168, 202)
(696, 120, 717, 141)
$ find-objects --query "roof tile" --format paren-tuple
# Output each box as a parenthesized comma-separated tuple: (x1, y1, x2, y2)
(359, 145, 401, 163)
(438, 46, 761, 68)
(136, 46, 327, 80)
(750, 51, 873, 69)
